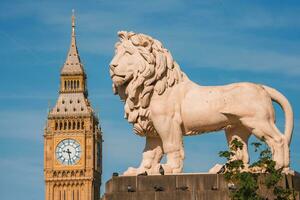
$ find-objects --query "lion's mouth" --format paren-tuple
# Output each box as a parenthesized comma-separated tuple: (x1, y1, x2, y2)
(113, 73, 126, 78)
(111, 72, 133, 86)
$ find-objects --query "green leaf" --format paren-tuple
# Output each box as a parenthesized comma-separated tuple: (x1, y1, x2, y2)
(219, 150, 233, 160)
(231, 138, 244, 151)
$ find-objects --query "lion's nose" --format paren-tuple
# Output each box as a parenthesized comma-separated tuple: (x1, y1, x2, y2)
(110, 64, 118, 70)
(109, 64, 117, 77)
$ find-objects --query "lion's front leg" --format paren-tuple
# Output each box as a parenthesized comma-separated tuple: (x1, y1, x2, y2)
(123, 136, 163, 176)
(152, 114, 184, 174)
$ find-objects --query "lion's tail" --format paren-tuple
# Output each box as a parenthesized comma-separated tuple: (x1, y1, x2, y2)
(262, 85, 294, 144)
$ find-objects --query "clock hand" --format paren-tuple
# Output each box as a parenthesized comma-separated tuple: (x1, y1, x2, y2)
(66, 148, 71, 154)
(66, 148, 72, 161)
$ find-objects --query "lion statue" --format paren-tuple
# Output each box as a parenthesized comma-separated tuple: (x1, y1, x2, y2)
(109, 31, 294, 175)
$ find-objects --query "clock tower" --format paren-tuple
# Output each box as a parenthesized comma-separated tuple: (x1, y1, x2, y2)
(44, 12, 102, 200)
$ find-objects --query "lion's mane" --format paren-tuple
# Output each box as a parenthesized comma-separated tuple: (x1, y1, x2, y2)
(113, 31, 187, 137)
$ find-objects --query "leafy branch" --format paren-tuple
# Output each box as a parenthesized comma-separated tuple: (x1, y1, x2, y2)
(219, 138, 295, 200)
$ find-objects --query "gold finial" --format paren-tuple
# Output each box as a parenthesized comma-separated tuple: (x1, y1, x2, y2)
(72, 9, 75, 26)
(71, 9, 75, 36)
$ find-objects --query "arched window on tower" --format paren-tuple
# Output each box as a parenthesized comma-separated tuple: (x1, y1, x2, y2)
(64, 81, 67, 91)
(71, 80, 73, 90)
(64, 122, 67, 130)
(59, 122, 62, 130)
(67, 81, 70, 90)
(68, 121, 71, 129)
(81, 121, 84, 129)
(73, 121, 76, 129)
(76, 121, 80, 129)
(77, 80, 80, 89)
(55, 122, 58, 130)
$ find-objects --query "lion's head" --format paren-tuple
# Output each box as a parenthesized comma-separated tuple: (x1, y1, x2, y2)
(110, 31, 186, 136)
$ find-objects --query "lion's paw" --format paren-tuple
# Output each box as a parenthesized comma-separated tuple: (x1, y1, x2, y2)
(282, 167, 294, 175)
(160, 163, 182, 174)
(123, 167, 150, 176)
(208, 164, 224, 174)
(123, 167, 138, 176)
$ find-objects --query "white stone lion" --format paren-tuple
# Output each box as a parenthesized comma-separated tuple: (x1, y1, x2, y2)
(109, 31, 294, 175)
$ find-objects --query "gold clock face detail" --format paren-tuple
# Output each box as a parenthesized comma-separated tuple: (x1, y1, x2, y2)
(56, 139, 81, 165)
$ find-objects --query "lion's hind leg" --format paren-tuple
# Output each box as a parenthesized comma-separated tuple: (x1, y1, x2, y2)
(225, 125, 251, 167)
(241, 118, 286, 170)
(123, 136, 163, 176)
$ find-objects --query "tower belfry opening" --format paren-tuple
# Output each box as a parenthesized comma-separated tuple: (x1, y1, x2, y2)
(59, 10, 87, 95)
(44, 11, 102, 200)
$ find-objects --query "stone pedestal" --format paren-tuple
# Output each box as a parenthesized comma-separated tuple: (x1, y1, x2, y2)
(101, 173, 300, 200)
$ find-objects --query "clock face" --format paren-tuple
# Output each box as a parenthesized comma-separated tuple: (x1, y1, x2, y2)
(56, 139, 81, 165)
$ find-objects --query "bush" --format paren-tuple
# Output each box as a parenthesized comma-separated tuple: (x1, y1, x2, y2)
(219, 138, 295, 200)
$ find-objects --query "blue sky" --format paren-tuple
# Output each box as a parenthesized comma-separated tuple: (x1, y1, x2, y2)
(0, 0, 300, 199)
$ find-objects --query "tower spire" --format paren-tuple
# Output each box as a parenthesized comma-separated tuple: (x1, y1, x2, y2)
(45, 11, 102, 200)
(60, 10, 85, 76)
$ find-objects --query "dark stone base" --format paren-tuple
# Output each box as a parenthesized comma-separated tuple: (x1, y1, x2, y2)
(101, 172, 300, 200)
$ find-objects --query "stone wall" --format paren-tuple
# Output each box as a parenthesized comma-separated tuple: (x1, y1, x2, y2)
(101, 173, 300, 200)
